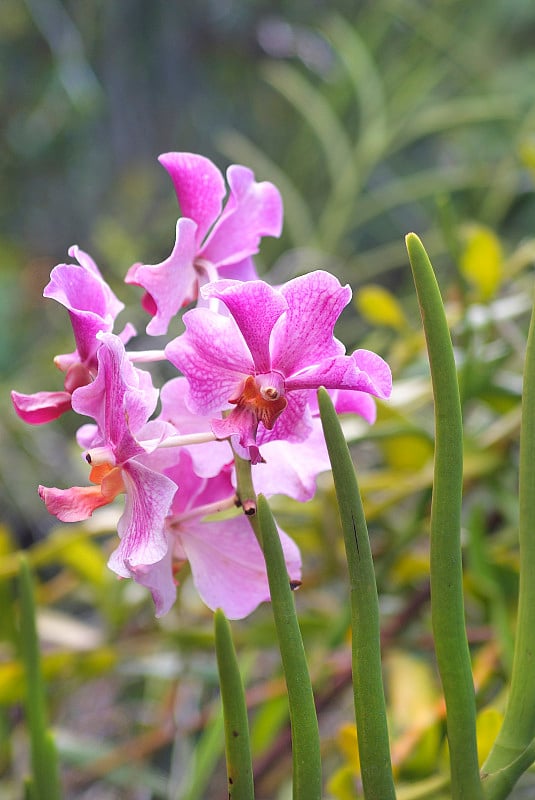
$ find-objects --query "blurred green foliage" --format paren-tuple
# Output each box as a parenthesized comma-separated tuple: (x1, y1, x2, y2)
(2, 1, 535, 797)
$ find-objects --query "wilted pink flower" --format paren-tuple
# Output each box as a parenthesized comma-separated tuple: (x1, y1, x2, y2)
(11, 247, 134, 424)
(39, 332, 177, 581)
(166, 271, 392, 464)
(125, 152, 283, 335)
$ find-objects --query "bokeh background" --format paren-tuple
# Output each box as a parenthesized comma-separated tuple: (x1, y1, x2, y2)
(2, 1, 535, 798)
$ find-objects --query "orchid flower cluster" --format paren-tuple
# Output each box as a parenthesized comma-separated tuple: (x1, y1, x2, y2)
(11, 153, 392, 620)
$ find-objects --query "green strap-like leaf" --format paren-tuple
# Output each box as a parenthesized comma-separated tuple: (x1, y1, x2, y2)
(406, 233, 483, 800)
(482, 287, 535, 798)
(257, 494, 322, 800)
(214, 609, 254, 800)
(318, 387, 396, 800)
(18, 556, 61, 800)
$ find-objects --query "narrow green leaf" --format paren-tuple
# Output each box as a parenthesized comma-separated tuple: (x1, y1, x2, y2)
(482, 288, 535, 798)
(405, 233, 483, 800)
(318, 388, 396, 800)
(18, 556, 61, 800)
(257, 494, 322, 800)
(214, 609, 254, 800)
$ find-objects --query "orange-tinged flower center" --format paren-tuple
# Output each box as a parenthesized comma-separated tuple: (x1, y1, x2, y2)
(89, 462, 126, 500)
(230, 374, 287, 430)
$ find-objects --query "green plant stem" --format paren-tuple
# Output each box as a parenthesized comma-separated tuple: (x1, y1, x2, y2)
(256, 494, 322, 800)
(406, 233, 483, 800)
(214, 609, 254, 800)
(318, 388, 396, 800)
(481, 290, 535, 798)
(18, 556, 61, 800)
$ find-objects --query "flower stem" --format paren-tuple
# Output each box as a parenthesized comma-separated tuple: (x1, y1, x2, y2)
(406, 233, 483, 800)
(257, 494, 322, 800)
(318, 387, 396, 800)
(18, 556, 61, 800)
(481, 289, 535, 798)
(214, 609, 254, 800)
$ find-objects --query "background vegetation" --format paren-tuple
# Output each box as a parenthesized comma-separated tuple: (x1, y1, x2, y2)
(1, 1, 535, 797)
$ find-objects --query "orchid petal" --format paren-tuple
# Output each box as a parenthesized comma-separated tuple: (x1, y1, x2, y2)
(44, 264, 120, 363)
(271, 270, 350, 375)
(108, 460, 176, 573)
(125, 540, 177, 618)
(177, 514, 301, 619)
(159, 378, 231, 478)
(252, 421, 331, 501)
(285, 352, 391, 398)
(72, 333, 158, 461)
(218, 256, 259, 282)
(125, 217, 198, 336)
(200, 165, 283, 267)
(203, 279, 287, 373)
(158, 152, 225, 245)
(11, 390, 73, 425)
(165, 308, 253, 414)
(38, 483, 112, 522)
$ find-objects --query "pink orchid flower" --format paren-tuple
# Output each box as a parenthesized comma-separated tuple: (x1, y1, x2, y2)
(125, 152, 283, 335)
(11, 246, 134, 424)
(39, 332, 177, 581)
(165, 271, 392, 464)
(164, 450, 301, 619)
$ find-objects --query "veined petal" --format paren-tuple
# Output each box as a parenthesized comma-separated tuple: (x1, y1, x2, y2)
(218, 256, 259, 282)
(159, 378, 231, 478)
(271, 270, 350, 375)
(124, 541, 177, 618)
(258, 389, 312, 444)
(72, 333, 158, 459)
(125, 217, 198, 336)
(285, 352, 391, 398)
(252, 421, 331, 501)
(165, 308, 254, 414)
(108, 460, 177, 573)
(158, 152, 225, 245)
(38, 483, 113, 522)
(11, 390, 73, 424)
(200, 165, 283, 267)
(44, 264, 119, 363)
(177, 514, 301, 619)
(202, 279, 287, 373)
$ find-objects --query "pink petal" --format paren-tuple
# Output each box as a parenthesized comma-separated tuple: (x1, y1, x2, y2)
(39, 483, 112, 522)
(165, 308, 254, 414)
(259, 390, 313, 444)
(351, 349, 392, 399)
(11, 390, 73, 424)
(285, 353, 391, 398)
(202, 279, 287, 373)
(159, 378, 231, 478)
(218, 256, 259, 282)
(72, 333, 158, 459)
(44, 264, 121, 363)
(201, 165, 283, 267)
(125, 217, 198, 336)
(177, 514, 301, 619)
(108, 460, 177, 573)
(252, 421, 331, 501)
(124, 540, 177, 618)
(158, 152, 225, 245)
(270, 270, 350, 376)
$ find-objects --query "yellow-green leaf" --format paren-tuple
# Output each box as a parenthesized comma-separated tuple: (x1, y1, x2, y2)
(459, 224, 503, 301)
(355, 285, 408, 330)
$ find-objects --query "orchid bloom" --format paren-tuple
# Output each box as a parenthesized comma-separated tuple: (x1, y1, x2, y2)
(39, 332, 177, 582)
(164, 450, 301, 619)
(125, 152, 283, 335)
(11, 246, 134, 424)
(166, 271, 392, 464)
